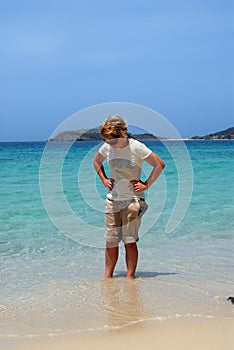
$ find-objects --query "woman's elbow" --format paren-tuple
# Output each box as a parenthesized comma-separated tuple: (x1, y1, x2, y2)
(161, 161, 165, 170)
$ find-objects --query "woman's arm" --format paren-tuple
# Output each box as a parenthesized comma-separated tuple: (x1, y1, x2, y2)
(131, 152, 165, 193)
(93, 152, 115, 191)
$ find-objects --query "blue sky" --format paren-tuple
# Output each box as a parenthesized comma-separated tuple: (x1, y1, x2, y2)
(1, 0, 233, 141)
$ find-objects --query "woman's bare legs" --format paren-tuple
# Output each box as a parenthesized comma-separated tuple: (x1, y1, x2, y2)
(105, 243, 119, 278)
(125, 242, 138, 278)
(105, 242, 138, 279)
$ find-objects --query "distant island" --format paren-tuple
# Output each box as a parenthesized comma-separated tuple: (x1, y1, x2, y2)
(191, 127, 234, 140)
(49, 126, 234, 141)
(49, 128, 158, 141)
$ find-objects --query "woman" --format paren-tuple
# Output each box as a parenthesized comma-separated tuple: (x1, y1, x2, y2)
(93, 116, 165, 278)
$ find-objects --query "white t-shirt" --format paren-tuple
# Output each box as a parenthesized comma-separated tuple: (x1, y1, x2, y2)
(98, 139, 152, 200)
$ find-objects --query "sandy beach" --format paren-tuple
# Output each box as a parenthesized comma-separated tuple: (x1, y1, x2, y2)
(2, 318, 234, 350)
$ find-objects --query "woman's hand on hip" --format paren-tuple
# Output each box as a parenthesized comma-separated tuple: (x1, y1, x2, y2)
(130, 180, 148, 192)
(103, 178, 115, 191)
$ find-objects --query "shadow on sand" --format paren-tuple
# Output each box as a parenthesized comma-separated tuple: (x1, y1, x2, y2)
(114, 271, 178, 278)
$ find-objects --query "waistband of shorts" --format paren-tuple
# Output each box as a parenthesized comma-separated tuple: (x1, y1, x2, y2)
(106, 197, 145, 202)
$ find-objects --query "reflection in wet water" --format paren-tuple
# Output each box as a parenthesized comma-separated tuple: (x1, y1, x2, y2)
(100, 279, 153, 328)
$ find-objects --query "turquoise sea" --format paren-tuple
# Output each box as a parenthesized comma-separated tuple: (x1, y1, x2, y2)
(0, 140, 233, 336)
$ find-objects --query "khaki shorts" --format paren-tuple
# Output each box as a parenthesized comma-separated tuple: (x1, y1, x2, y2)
(105, 198, 148, 245)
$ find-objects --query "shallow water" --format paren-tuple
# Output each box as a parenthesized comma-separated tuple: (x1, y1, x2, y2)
(0, 140, 233, 336)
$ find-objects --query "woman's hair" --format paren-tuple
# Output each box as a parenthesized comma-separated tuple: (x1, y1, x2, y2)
(100, 116, 128, 139)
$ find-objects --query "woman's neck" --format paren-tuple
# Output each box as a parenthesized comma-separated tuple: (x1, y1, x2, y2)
(113, 137, 129, 149)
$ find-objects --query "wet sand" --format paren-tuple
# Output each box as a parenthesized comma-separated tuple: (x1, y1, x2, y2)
(2, 318, 234, 350)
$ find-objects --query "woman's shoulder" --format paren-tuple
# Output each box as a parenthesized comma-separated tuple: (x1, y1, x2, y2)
(129, 138, 152, 158)
(98, 142, 110, 157)
(129, 138, 146, 148)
